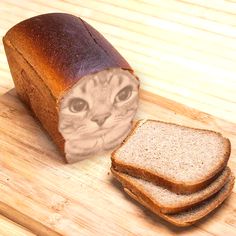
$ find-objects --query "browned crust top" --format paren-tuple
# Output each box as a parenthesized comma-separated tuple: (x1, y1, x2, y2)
(3, 13, 133, 99)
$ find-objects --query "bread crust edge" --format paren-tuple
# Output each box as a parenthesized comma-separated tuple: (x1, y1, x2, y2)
(111, 167, 231, 214)
(123, 175, 234, 227)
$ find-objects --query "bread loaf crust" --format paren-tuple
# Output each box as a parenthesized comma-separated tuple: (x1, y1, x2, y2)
(3, 41, 65, 152)
(3, 13, 137, 160)
(3, 13, 134, 99)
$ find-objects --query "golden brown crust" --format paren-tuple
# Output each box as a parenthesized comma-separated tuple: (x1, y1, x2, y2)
(111, 167, 231, 214)
(3, 13, 134, 99)
(3, 13, 137, 161)
(123, 175, 234, 227)
(3, 38, 66, 157)
(124, 187, 193, 227)
(111, 119, 231, 194)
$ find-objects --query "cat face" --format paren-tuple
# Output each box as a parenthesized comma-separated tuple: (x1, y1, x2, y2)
(59, 68, 139, 161)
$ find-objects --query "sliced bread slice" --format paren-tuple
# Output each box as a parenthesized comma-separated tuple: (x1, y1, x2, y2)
(111, 167, 231, 214)
(123, 174, 234, 227)
(111, 119, 231, 194)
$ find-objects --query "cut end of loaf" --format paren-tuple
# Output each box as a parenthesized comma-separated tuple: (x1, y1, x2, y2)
(58, 68, 139, 163)
(112, 119, 231, 193)
(3, 13, 140, 164)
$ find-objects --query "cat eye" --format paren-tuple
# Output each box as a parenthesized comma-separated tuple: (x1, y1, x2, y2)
(115, 85, 133, 103)
(69, 98, 89, 113)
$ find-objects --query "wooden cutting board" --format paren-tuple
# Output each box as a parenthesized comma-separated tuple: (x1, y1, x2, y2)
(0, 89, 235, 236)
(0, 215, 34, 236)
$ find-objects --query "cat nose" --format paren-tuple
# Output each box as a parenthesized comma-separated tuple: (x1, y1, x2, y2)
(91, 112, 111, 127)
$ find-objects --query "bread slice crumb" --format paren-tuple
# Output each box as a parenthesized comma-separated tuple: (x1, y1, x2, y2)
(112, 119, 231, 194)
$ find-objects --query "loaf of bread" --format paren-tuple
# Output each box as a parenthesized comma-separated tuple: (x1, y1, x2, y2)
(3, 13, 139, 163)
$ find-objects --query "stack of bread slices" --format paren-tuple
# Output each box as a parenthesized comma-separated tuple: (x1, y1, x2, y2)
(111, 119, 234, 227)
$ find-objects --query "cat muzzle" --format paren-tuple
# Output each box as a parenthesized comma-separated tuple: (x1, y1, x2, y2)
(91, 112, 112, 127)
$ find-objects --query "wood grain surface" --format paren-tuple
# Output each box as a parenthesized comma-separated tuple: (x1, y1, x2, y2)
(0, 0, 235, 235)
(0, 215, 34, 236)
(0, 89, 235, 236)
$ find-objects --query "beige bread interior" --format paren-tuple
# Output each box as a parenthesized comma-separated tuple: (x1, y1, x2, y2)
(112, 119, 231, 193)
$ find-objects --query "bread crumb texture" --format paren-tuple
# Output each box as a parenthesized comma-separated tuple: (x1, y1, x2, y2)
(115, 120, 228, 182)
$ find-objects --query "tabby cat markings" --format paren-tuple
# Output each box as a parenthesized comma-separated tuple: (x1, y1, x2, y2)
(59, 68, 139, 162)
